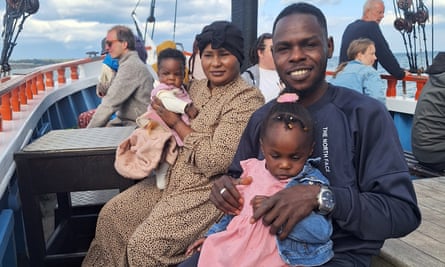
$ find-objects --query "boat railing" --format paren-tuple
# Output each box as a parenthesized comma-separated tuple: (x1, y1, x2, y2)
(326, 70, 428, 115)
(0, 57, 99, 127)
(0, 57, 103, 198)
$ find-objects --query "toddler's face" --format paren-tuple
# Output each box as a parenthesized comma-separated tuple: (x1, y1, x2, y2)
(261, 124, 313, 180)
(158, 58, 184, 88)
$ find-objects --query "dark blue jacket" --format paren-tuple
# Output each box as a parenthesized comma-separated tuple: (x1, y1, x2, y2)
(339, 20, 405, 79)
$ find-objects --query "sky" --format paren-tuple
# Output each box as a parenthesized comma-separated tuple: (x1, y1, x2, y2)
(2, 0, 444, 65)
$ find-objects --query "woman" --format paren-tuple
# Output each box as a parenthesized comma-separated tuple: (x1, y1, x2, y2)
(82, 21, 264, 267)
(331, 38, 386, 104)
(241, 33, 282, 102)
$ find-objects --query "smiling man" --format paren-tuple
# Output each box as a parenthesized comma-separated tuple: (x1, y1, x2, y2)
(87, 25, 154, 128)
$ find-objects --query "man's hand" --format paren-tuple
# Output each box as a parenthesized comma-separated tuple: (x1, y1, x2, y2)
(210, 175, 252, 215)
(250, 184, 320, 240)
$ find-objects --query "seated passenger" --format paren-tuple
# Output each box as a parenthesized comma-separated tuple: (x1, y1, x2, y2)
(331, 38, 386, 104)
(81, 20, 264, 266)
(412, 52, 445, 173)
(241, 33, 282, 102)
(87, 25, 154, 128)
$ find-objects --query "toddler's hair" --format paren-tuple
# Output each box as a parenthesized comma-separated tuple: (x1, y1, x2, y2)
(260, 95, 314, 143)
(157, 48, 186, 74)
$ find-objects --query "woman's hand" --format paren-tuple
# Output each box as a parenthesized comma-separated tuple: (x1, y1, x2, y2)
(151, 96, 181, 128)
(210, 175, 252, 215)
(185, 237, 206, 256)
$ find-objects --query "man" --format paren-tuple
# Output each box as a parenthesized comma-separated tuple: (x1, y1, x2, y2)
(339, 0, 408, 79)
(412, 52, 445, 173)
(87, 25, 153, 128)
(207, 3, 420, 266)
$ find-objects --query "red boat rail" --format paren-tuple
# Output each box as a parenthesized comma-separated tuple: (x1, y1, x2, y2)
(325, 70, 428, 100)
(0, 57, 99, 131)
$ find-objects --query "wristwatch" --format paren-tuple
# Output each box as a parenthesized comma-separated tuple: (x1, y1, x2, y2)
(317, 185, 335, 215)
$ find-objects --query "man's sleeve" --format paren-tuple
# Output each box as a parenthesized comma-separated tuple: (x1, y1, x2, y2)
(371, 24, 405, 79)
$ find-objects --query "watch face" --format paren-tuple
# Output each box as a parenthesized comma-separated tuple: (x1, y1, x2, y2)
(321, 190, 335, 210)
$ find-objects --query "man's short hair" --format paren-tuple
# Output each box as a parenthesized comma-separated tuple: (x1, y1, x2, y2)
(272, 2, 328, 37)
(109, 25, 136, 51)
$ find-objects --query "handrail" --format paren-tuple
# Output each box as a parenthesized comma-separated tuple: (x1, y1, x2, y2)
(0, 57, 102, 130)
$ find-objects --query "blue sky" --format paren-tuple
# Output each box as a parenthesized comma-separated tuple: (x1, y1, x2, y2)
(2, 0, 444, 66)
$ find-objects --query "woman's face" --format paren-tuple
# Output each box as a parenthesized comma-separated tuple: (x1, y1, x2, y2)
(259, 38, 275, 70)
(356, 44, 377, 66)
(200, 44, 240, 88)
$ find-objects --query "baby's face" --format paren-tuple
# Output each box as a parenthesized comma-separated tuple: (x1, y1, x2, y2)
(158, 58, 184, 88)
(261, 125, 312, 180)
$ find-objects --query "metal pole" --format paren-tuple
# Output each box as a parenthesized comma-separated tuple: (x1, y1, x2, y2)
(173, 0, 178, 41)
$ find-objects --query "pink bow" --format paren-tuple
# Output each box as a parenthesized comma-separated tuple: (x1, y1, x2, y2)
(277, 93, 299, 103)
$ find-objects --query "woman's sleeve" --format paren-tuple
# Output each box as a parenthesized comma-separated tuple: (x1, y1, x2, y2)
(183, 87, 264, 178)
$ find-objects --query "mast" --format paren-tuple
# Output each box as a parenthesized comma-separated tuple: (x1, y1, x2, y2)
(0, 0, 39, 76)
(392, 0, 432, 72)
(231, 0, 258, 71)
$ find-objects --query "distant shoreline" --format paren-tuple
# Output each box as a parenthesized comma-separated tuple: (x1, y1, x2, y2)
(9, 59, 75, 74)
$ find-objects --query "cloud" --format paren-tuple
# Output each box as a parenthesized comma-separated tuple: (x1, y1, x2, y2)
(2, 0, 444, 60)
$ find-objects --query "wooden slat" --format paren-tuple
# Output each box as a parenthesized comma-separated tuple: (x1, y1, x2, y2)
(372, 177, 445, 267)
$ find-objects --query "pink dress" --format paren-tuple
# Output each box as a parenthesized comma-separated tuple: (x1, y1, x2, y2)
(198, 158, 290, 267)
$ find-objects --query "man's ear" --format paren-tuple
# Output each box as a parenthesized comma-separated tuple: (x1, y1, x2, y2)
(327, 36, 334, 59)
(122, 41, 129, 50)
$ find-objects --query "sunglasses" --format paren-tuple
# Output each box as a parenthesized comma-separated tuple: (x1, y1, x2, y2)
(105, 39, 121, 47)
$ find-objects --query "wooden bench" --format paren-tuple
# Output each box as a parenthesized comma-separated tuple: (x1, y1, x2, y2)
(371, 177, 445, 266)
(404, 151, 445, 178)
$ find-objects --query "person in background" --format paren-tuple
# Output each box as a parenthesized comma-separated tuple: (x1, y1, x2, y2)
(134, 35, 148, 64)
(331, 38, 386, 104)
(339, 0, 409, 79)
(82, 20, 264, 266)
(412, 52, 445, 173)
(188, 35, 206, 81)
(201, 3, 420, 266)
(87, 25, 153, 128)
(78, 35, 148, 128)
(241, 33, 282, 102)
(183, 95, 333, 267)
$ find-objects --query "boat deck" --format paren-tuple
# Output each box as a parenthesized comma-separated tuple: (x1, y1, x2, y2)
(372, 176, 445, 266)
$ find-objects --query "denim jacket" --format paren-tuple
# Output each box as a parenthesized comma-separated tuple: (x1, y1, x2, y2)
(206, 158, 333, 266)
(331, 60, 386, 105)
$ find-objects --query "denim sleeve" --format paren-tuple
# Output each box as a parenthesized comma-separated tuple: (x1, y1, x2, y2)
(205, 214, 234, 236)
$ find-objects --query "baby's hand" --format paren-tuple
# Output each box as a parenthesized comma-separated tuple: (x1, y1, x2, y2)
(250, 195, 269, 215)
(239, 175, 253, 185)
(185, 237, 206, 256)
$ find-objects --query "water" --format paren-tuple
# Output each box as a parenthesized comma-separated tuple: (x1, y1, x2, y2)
(327, 53, 430, 98)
